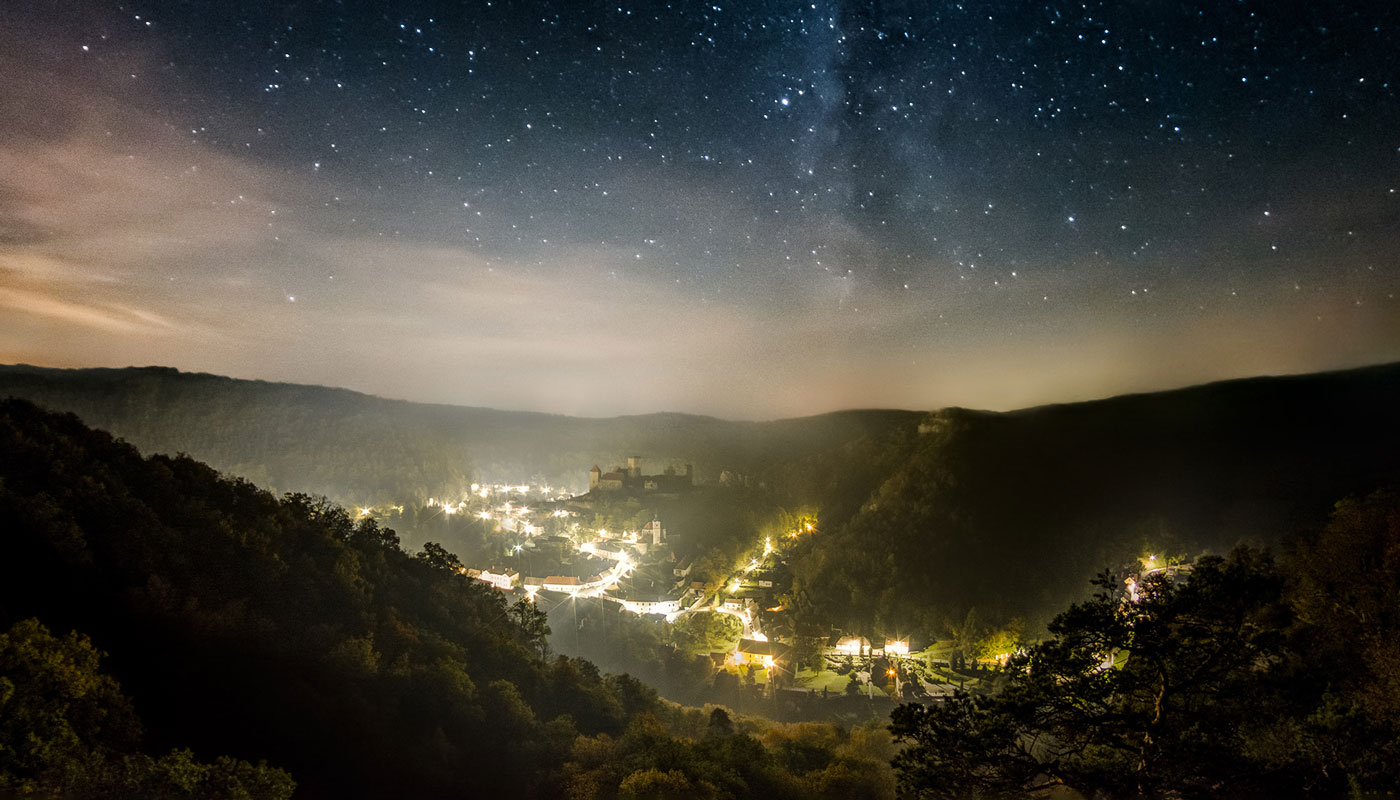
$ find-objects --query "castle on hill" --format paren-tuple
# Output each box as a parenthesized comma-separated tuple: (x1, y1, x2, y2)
(588, 456, 693, 493)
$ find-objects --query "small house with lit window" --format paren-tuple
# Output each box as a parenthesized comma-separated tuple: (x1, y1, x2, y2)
(730, 638, 788, 669)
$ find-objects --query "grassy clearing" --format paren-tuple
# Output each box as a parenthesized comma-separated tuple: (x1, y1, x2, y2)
(796, 668, 857, 694)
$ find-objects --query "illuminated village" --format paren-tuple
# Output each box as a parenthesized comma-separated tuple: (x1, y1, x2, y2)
(386, 456, 1000, 704)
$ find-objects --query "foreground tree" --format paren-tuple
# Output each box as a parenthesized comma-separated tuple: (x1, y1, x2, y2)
(891, 542, 1400, 798)
(672, 611, 743, 655)
(0, 618, 294, 799)
(1289, 489, 1400, 721)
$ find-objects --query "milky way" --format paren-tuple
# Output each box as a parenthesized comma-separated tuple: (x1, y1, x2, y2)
(2, 1, 1397, 417)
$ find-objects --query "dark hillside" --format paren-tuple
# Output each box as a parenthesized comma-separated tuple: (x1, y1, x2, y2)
(783, 363, 1400, 634)
(0, 398, 640, 797)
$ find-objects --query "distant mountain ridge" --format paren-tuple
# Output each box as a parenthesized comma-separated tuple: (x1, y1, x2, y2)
(0, 364, 922, 502)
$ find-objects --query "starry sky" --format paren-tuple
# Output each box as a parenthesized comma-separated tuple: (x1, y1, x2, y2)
(2, 0, 1398, 418)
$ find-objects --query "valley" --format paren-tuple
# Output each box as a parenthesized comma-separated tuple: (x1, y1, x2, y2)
(4, 363, 1400, 797)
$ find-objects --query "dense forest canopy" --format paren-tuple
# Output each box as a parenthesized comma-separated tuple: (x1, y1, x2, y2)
(0, 617, 296, 800)
(890, 490, 1400, 797)
(0, 398, 896, 798)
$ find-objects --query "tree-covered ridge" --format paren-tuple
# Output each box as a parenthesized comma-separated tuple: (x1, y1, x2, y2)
(889, 491, 1400, 798)
(0, 398, 895, 798)
(779, 362, 1400, 637)
(0, 396, 607, 796)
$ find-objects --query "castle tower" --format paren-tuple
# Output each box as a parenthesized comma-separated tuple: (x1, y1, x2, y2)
(589, 464, 601, 490)
(627, 455, 641, 479)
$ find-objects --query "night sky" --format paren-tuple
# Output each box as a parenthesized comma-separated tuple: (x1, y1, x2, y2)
(2, 1, 1397, 418)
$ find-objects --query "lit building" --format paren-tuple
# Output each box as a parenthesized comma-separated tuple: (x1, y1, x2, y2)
(586, 458, 692, 493)
(642, 517, 666, 545)
(615, 594, 681, 615)
(541, 575, 582, 594)
(835, 636, 869, 656)
(731, 638, 787, 669)
(594, 541, 626, 558)
(476, 568, 520, 591)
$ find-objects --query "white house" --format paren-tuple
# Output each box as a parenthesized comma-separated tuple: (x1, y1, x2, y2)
(476, 568, 520, 591)
(616, 595, 681, 615)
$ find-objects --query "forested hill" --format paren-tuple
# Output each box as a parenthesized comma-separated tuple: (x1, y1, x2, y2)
(776, 361, 1400, 634)
(0, 397, 610, 797)
(0, 364, 921, 502)
(0, 399, 898, 799)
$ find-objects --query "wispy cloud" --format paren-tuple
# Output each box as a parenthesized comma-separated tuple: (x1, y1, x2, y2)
(1, 9, 1396, 418)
